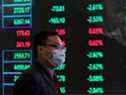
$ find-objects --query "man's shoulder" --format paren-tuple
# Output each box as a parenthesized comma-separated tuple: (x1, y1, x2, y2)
(16, 62, 50, 86)
(22, 63, 43, 76)
(15, 66, 42, 88)
(22, 64, 42, 80)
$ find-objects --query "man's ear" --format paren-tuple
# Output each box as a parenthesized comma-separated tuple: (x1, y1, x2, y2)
(37, 46, 44, 52)
(37, 45, 52, 61)
(37, 45, 50, 55)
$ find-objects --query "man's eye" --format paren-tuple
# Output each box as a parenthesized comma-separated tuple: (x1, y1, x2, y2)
(51, 45, 59, 48)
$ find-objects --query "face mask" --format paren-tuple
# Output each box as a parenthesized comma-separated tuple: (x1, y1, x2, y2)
(49, 48, 66, 66)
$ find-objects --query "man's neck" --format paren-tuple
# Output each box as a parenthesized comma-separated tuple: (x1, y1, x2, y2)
(36, 58, 55, 78)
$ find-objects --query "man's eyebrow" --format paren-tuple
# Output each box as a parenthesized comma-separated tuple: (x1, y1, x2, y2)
(50, 42, 61, 45)
(46, 41, 59, 45)
(47, 39, 65, 46)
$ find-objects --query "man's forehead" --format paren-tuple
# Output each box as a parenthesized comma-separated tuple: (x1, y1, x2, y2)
(47, 35, 64, 45)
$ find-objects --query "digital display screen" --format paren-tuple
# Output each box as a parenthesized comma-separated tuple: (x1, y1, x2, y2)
(0, 0, 32, 95)
(0, 0, 126, 95)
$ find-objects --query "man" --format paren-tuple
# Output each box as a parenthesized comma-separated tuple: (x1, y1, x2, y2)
(13, 31, 66, 95)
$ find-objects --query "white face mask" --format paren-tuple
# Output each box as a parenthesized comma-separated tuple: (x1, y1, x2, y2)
(50, 48, 66, 66)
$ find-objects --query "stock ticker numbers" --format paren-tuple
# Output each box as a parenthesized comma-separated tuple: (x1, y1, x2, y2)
(48, 0, 66, 36)
(82, 0, 105, 94)
(2, 50, 32, 94)
(1, 0, 32, 95)
(0, 0, 116, 94)
(0, 7, 1, 29)
(48, 0, 66, 94)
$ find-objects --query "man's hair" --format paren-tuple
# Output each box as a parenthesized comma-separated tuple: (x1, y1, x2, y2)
(33, 31, 63, 57)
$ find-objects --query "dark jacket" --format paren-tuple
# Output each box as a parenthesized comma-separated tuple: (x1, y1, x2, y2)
(13, 62, 57, 95)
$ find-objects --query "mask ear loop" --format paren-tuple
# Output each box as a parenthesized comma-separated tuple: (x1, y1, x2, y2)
(48, 52, 53, 59)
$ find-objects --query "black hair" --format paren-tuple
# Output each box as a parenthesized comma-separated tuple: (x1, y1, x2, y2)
(33, 30, 63, 58)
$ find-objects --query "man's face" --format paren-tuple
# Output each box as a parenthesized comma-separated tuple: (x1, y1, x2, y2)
(37, 35, 66, 67)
